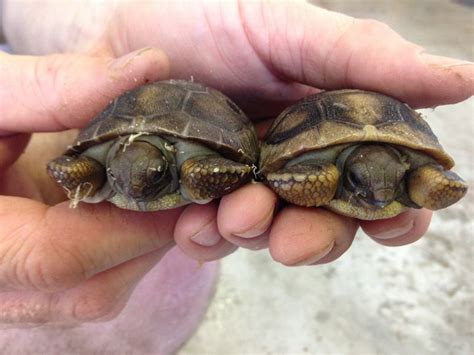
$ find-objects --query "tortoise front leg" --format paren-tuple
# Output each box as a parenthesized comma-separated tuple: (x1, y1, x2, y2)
(265, 163, 340, 207)
(47, 155, 106, 201)
(408, 164, 468, 210)
(180, 156, 253, 203)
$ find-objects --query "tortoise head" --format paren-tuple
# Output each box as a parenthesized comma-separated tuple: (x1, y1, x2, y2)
(342, 144, 409, 208)
(106, 137, 176, 201)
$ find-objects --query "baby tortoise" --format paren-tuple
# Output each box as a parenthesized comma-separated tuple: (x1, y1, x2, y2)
(259, 90, 468, 220)
(48, 80, 259, 211)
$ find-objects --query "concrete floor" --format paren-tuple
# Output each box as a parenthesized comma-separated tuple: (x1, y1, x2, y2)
(180, 1, 474, 354)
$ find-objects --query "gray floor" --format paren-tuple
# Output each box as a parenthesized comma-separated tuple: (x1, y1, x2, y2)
(180, 1, 474, 354)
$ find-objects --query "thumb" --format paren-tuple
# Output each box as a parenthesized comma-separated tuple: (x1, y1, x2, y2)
(0, 47, 170, 136)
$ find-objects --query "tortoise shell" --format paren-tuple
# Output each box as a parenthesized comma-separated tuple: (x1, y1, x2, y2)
(69, 79, 258, 164)
(260, 90, 454, 174)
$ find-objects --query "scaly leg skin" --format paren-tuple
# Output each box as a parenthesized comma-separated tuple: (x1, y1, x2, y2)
(180, 156, 253, 203)
(47, 155, 106, 201)
(408, 164, 468, 210)
(265, 163, 340, 207)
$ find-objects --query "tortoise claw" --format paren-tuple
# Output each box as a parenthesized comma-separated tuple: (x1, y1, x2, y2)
(408, 164, 468, 210)
(265, 163, 340, 207)
(180, 156, 253, 202)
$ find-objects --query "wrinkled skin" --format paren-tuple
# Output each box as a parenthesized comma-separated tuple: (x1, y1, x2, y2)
(0, 1, 472, 351)
(0, 248, 219, 354)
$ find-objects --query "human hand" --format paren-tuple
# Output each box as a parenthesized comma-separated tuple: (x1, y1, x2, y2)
(0, 48, 219, 326)
(3, 0, 473, 266)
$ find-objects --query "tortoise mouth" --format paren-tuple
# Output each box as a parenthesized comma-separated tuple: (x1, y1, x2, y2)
(352, 192, 395, 210)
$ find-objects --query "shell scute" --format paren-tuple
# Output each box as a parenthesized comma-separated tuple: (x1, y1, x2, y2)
(70, 80, 258, 164)
(261, 90, 453, 173)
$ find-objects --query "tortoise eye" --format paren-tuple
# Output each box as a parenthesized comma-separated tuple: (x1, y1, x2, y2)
(349, 171, 361, 186)
(146, 157, 168, 184)
(139, 156, 172, 200)
(147, 168, 164, 184)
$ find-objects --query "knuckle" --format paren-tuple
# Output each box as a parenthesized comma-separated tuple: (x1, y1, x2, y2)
(30, 54, 62, 103)
(19, 237, 89, 292)
(353, 18, 422, 53)
(0, 208, 92, 292)
(27, 54, 77, 129)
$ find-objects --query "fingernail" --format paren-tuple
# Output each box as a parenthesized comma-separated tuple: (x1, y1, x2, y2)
(190, 223, 222, 247)
(110, 47, 153, 70)
(233, 208, 273, 239)
(372, 220, 414, 240)
(294, 240, 335, 266)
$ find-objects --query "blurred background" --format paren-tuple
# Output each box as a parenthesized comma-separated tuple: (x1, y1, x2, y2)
(181, 1, 474, 354)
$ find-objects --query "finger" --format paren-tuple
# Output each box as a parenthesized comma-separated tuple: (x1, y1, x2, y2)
(269, 206, 359, 266)
(174, 202, 238, 261)
(0, 48, 170, 135)
(360, 208, 432, 247)
(0, 243, 173, 326)
(254, 119, 274, 140)
(240, 2, 473, 107)
(217, 183, 276, 250)
(0, 196, 181, 292)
